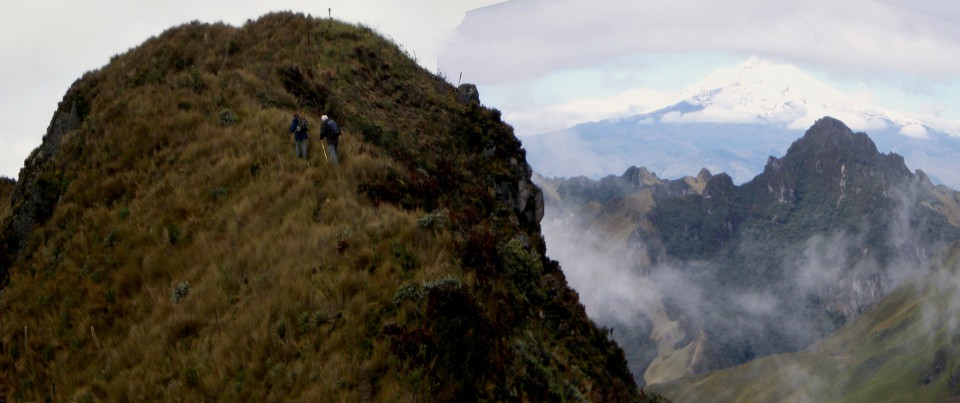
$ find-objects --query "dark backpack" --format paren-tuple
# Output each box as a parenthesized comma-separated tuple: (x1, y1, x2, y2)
(297, 117, 309, 132)
(326, 119, 340, 138)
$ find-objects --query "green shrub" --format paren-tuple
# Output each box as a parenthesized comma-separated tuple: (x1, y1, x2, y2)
(423, 275, 461, 291)
(392, 275, 462, 305)
(499, 238, 544, 299)
(209, 187, 229, 199)
(171, 281, 191, 303)
(417, 211, 448, 232)
(219, 108, 237, 126)
(392, 282, 423, 305)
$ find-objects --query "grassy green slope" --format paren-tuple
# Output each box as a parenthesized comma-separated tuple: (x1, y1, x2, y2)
(0, 13, 643, 401)
(650, 244, 960, 402)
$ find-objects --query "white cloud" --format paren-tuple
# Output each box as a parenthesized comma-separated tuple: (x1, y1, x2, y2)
(662, 106, 762, 125)
(441, 0, 960, 85)
(899, 123, 930, 139)
(505, 87, 675, 135)
(925, 116, 960, 137)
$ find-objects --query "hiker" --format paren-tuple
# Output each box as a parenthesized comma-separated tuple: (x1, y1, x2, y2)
(289, 113, 309, 159)
(319, 115, 340, 165)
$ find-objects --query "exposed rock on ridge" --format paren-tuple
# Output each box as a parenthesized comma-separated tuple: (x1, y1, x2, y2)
(0, 80, 90, 284)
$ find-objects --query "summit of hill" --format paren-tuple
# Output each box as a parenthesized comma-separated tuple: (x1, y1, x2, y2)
(0, 13, 649, 401)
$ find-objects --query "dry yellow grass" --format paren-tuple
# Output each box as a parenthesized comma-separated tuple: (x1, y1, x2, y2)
(5, 136, 456, 399)
(0, 12, 643, 402)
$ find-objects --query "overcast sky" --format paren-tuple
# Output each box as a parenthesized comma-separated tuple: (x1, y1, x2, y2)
(2, 0, 960, 179)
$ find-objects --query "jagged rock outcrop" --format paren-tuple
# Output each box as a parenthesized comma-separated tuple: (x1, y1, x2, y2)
(456, 83, 480, 106)
(0, 80, 91, 284)
(621, 166, 659, 188)
(537, 166, 707, 213)
(494, 156, 545, 232)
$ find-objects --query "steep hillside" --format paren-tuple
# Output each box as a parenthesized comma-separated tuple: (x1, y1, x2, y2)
(538, 117, 960, 386)
(650, 242, 960, 402)
(0, 13, 645, 401)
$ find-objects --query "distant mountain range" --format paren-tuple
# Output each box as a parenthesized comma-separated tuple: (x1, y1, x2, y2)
(522, 57, 960, 189)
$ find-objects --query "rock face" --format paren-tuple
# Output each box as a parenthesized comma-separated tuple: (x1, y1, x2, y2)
(494, 156, 545, 232)
(0, 80, 89, 284)
(456, 83, 480, 106)
(539, 116, 960, 386)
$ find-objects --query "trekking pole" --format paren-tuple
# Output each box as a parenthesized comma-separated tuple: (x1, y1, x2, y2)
(321, 141, 328, 161)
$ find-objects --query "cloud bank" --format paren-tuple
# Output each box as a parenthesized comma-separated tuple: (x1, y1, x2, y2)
(441, 0, 960, 85)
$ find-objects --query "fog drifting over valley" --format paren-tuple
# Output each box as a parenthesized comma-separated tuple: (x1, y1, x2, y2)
(539, 172, 951, 386)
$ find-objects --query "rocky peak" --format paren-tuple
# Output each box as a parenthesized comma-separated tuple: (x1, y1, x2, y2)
(780, 116, 911, 184)
(621, 166, 661, 188)
(702, 173, 735, 201)
(696, 168, 713, 183)
(745, 116, 915, 213)
(784, 116, 880, 165)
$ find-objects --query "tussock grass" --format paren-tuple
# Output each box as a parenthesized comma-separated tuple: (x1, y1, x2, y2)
(0, 12, 642, 402)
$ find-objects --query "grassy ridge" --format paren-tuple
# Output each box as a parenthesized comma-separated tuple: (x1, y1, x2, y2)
(650, 243, 960, 402)
(0, 13, 642, 401)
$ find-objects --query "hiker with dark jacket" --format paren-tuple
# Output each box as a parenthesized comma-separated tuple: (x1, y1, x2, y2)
(289, 113, 309, 159)
(319, 115, 340, 165)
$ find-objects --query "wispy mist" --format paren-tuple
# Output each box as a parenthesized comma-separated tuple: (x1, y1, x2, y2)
(540, 170, 955, 387)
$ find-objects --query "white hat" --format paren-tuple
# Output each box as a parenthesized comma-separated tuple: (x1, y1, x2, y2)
(321, 115, 329, 121)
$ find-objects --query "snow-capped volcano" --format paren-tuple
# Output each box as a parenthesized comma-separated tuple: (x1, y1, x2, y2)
(667, 57, 936, 138)
(522, 56, 960, 189)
